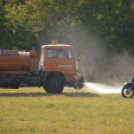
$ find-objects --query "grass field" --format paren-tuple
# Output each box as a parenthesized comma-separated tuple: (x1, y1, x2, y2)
(0, 87, 133, 134)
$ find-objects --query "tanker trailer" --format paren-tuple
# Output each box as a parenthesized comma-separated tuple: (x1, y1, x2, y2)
(0, 50, 39, 88)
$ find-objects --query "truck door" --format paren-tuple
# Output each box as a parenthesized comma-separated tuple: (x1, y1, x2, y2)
(57, 48, 76, 81)
(44, 48, 57, 71)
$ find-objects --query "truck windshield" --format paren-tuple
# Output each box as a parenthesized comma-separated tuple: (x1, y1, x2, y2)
(68, 49, 73, 59)
(58, 48, 73, 59)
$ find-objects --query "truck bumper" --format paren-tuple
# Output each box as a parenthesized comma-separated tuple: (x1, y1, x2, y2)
(75, 74, 84, 89)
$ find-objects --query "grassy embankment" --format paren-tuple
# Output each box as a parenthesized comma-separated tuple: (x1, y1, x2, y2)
(0, 87, 133, 134)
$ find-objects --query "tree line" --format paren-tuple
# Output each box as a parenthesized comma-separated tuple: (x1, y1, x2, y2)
(0, 0, 134, 54)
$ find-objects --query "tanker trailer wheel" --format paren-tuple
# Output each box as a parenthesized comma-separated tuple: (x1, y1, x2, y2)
(45, 76, 63, 93)
(121, 86, 134, 98)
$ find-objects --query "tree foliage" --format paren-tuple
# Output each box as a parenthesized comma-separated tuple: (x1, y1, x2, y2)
(0, 0, 134, 53)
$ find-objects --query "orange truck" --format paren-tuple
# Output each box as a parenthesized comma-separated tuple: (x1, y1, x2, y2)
(0, 41, 84, 93)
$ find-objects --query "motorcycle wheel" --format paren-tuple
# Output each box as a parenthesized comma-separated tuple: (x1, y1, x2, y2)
(121, 86, 134, 98)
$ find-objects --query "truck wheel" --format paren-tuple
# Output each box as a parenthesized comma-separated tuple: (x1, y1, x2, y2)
(45, 76, 63, 93)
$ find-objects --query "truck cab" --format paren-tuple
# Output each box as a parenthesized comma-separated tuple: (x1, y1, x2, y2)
(41, 45, 75, 80)
(40, 41, 84, 93)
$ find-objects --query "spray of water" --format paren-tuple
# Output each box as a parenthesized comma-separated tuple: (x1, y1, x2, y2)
(85, 82, 121, 94)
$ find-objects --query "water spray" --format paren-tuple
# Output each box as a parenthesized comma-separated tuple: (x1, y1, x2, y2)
(85, 82, 121, 94)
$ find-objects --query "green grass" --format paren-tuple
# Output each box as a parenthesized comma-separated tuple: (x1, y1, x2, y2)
(0, 87, 133, 134)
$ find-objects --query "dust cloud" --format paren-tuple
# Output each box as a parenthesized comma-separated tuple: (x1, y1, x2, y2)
(68, 26, 134, 86)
